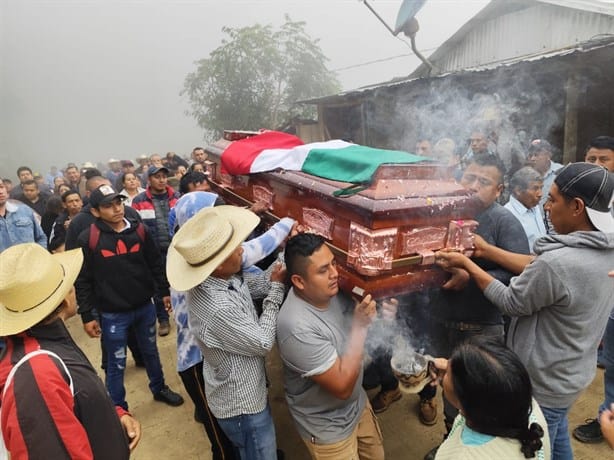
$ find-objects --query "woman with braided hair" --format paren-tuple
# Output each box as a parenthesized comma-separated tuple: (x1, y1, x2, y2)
(431, 336, 550, 459)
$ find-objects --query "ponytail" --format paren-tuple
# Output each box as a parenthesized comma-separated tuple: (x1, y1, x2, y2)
(519, 422, 544, 458)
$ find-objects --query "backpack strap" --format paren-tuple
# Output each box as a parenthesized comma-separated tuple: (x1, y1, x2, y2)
(88, 222, 144, 253)
(88, 223, 101, 252)
(135, 222, 145, 243)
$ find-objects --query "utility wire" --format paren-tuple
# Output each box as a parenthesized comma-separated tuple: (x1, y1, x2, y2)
(331, 45, 438, 72)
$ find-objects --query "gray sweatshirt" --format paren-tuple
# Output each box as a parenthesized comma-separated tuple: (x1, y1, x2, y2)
(484, 231, 614, 408)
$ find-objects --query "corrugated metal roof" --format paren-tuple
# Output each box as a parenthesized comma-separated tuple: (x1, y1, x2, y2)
(298, 36, 614, 105)
(410, 0, 614, 77)
(539, 0, 614, 16)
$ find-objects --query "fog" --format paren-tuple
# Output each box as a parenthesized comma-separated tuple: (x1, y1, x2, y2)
(0, 0, 488, 178)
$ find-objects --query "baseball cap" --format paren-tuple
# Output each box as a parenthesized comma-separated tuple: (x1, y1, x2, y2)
(147, 165, 169, 177)
(89, 185, 126, 208)
(527, 139, 553, 155)
(554, 162, 614, 233)
(121, 160, 134, 167)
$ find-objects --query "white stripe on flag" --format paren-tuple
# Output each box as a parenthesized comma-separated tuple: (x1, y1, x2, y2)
(249, 140, 353, 173)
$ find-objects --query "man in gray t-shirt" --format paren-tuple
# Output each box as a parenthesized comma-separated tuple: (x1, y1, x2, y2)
(277, 233, 384, 459)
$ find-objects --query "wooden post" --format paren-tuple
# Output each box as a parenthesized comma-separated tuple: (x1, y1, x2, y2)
(563, 73, 579, 164)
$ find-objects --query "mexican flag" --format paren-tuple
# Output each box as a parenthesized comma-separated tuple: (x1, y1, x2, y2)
(221, 130, 428, 184)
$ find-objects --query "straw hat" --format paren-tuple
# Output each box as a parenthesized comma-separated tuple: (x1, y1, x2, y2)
(0, 244, 83, 336)
(166, 206, 260, 291)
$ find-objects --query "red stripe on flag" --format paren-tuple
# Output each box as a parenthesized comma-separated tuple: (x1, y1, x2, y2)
(220, 131, 304, 175)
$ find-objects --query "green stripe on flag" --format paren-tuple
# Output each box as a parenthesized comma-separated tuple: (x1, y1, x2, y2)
(301, 145, 430, 184)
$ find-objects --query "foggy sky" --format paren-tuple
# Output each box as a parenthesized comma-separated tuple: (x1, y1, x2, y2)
(0, 0, 488, 177)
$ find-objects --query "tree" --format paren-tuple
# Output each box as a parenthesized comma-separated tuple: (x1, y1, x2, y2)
(183, 16, 340, 139)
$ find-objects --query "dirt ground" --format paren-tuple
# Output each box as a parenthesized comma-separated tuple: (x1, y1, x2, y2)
(66, 314, 612, 460)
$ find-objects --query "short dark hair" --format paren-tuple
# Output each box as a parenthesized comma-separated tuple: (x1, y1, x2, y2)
(586, 136, 614, 152)
(61, 189, 80, 203)
(85, 176, 108, 192)
(468, 154, 506, 185)
(179, 171, 209, 194)
(83, 168, 102, 180)
(284, 233, 326, 279)
(22, 179, 38, 188)
(449, 336, 544, 458)
(45, 195, 64, 215)
(510, 166, 543, 193)
(192, 146, 204, 152)
(16, 166, 32, 176)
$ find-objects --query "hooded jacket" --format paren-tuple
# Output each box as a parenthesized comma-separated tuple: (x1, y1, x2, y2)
(75, 218, 169, 323)
(484, 231, 614, 408)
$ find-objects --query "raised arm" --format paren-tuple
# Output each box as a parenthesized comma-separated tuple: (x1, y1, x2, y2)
(473, 234, 535, 275)
(309, 295, 376, 400)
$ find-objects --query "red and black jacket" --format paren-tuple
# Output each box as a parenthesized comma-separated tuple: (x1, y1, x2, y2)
(0, 320, 130, 459)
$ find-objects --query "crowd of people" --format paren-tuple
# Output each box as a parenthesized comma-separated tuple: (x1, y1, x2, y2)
(0, 135, 613, 460)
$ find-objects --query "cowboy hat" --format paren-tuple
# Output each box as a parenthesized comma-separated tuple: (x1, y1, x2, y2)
(0, 243, 83, 336)
(167, 206, 259, 291)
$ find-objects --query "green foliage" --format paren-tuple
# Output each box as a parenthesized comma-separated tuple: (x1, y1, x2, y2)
(183, 16, 340, 139)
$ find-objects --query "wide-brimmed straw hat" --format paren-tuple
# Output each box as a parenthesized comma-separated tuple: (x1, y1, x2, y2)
(166, 206, 260, 291)
(0, 243, 83, 336)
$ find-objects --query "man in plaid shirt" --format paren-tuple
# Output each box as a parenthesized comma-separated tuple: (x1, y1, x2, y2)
(166, 205, 287, 460)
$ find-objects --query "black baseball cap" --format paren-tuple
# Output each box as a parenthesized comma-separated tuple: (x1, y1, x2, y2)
(554, 162, 614, 233)
(89, 185, 127, 208)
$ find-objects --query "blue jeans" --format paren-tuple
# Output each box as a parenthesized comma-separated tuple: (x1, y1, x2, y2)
(540, 405, 573, 460)
(599, 314, 614, 416)
(216, 404, 277, 460)
(101, 302, 165, 410)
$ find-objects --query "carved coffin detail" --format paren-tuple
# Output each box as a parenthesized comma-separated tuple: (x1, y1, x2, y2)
(220, 173, 248, 189)
(302, 207, 334, 240)
(203, 160, 217, 178)
(347, 222, 397, 275)
(445, 219, 479, 256)
(220, 173, 233, 189)
(400, 226, 448, 255)
(252, 185, 274, 210)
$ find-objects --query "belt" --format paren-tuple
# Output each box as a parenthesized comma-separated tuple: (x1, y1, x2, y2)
(435, 319, 499, 332)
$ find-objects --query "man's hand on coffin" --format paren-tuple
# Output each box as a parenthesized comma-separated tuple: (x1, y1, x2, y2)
(249, 201, 269, 215)
(434, 250, 470, 271)
(380, 298, 398, 321)
(353, 294, 377, 327)
(441, 267, 470, 291)
(269, 262, 286, 283)
(471, 234, 489, 259)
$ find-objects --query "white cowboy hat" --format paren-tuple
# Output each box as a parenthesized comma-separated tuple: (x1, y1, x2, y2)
(166, 205, 260, 291)
(0, 244, 83, 336)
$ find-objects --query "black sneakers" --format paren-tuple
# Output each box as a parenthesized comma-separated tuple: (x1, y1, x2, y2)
(572, 418, 603, 443)
(153, 386, 184, 407)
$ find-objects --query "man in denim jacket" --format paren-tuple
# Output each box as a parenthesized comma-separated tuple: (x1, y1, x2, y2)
(0, 181, 47, 252)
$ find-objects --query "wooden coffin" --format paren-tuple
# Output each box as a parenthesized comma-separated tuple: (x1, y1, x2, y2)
(203, 131, 481, 299)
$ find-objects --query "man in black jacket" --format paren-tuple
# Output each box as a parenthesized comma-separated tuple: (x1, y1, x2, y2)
(75, 184, 183, 411)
